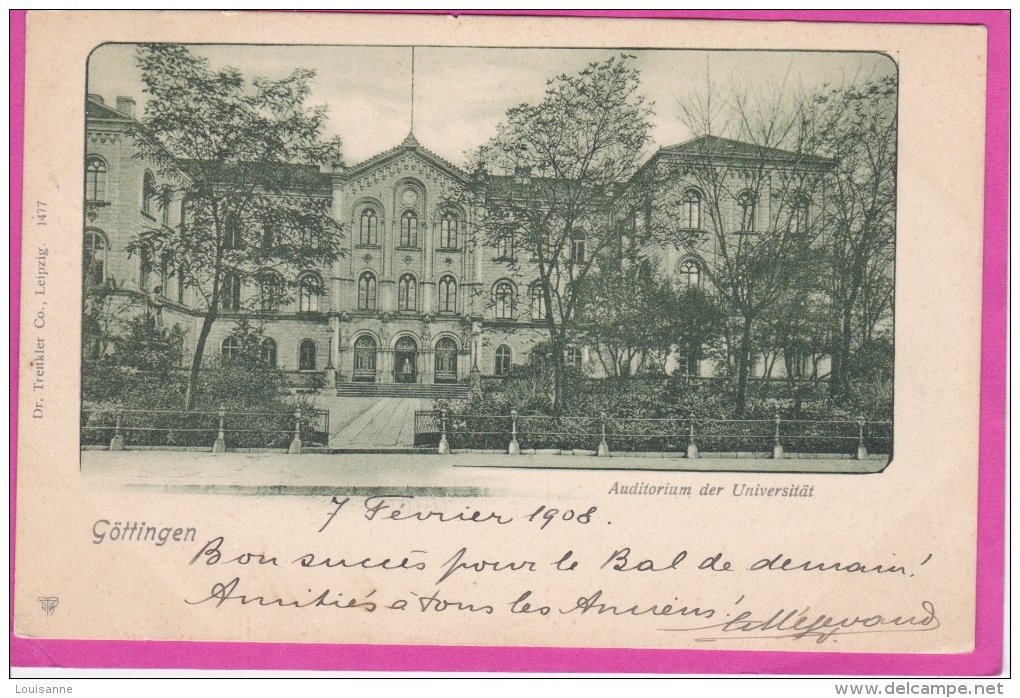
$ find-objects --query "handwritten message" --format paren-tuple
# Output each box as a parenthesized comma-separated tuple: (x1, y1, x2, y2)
(181, 495, 939, 645)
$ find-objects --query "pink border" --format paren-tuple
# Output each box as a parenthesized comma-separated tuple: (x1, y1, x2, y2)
(9, 10, 1006, 675)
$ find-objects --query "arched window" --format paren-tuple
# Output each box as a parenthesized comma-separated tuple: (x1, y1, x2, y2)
(220, 271, 241, 311)
(139, 243, 153, 292)
(258, 272, 283, 312)
(566, 347, 583, 371)
(84, 156, 107, 201)
(400, 210, 419, 248)
(161, 186, 172, 226)
(570, 231, 586, 265)
(791, 196, 810, 235)
(223, 213, 242, 250)
(261, 338, 277, 368)
(299, 339, 317, 371)
(438, 275, 457, 313)
(496, 232, 515, 261)
(221, 337, 241, 361)
(679, 260, 700, 289)
(494, 345, 512, 377)
(358, 272, 377, 310)
(83, 230, 107, 286)
(353, 335, 377, 380)
(142, 171, 157, 217)
(493, 281, 515, 320)
(435, 337, 458, 383)
(262, 221, 276, 252)
(530, 284, 547, 321)
(439, 211, 459, 249)
(398, 273, 417, 311)
(359, 207, 379, 245)
(679, 188, 702, 230)
(299, 273, 322, 313)
(179, 196, 192, 231)
(176, 262, 188, 304)
(737, 190, 757, 232)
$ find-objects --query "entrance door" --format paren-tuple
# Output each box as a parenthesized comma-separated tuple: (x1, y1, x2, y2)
(353, 335, 377, 382)
(434, 337, 458, 383)
(394, 336, 418, 383)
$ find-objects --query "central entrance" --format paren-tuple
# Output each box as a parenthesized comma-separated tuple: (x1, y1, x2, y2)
(394, 336, 418, 383)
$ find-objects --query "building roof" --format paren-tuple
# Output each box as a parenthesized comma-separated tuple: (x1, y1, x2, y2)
(179, 160, 331, 192)
(659, 135, 832, 168)
(345, 131, 469, 183)
(85, 95, 134, 122)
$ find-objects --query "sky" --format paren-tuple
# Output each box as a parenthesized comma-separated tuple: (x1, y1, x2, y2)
(87, 44, 896, 166)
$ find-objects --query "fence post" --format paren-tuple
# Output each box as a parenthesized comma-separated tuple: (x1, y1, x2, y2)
(288, 409, 303, 454)
(508, 409, 520, 455)
(686, 415, 698, 459)
(109, 407, 125, 451)
(597, 412, 610, 457)
(438, 410, 450, 454)
(857, 419, 868, 460)
(212, 404, 226, 453)
(773, 408, 785, 459)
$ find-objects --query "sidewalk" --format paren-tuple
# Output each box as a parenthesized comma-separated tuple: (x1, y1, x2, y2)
(80, 449, 887, 497)
(312, 395, 428, 448)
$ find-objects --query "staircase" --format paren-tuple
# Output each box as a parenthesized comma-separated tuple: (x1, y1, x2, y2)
(335, 383, 471, 400)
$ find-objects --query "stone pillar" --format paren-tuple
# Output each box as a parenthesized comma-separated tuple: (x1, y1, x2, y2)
(379, 348, 394, 384)
(336, 322, 350, 383)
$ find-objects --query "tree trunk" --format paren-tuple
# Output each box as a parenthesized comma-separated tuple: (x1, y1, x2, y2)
(832, 304, 854, 402)
(735, 316, 753, 418)
(550, 333, 567, 414)
(185, 311, 217, 410)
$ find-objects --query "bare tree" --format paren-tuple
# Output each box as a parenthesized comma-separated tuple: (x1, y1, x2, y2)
(808, 76, 897, 398)
(670, 78, 833, 416)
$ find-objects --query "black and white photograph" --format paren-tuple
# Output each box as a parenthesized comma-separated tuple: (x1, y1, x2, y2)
(17, 11, 997, 667)
(79, 43, 896, 488)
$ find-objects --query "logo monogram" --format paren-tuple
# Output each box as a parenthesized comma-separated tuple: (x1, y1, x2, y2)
(38, 597, 59, 615)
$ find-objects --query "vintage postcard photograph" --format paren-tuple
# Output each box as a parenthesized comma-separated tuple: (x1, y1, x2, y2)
(11, 11, 1004, 676)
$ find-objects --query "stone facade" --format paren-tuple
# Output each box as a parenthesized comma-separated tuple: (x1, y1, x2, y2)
(84, 95, 564, 385)
(84, 95, 831, 385)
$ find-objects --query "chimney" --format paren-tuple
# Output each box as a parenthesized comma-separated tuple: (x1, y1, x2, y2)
(116, 96, 136, 118)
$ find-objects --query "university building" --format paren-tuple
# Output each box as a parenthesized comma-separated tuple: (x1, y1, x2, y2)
(83, 93, 830, 389)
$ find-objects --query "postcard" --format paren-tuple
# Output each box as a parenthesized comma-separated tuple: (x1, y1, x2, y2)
(11, 10, 1005, 673)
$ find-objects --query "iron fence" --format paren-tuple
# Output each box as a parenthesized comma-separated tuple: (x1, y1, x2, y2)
(81, 406, 329, 451)
(414, 410, 891, 458)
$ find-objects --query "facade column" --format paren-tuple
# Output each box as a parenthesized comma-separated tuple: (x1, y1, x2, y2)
(379, 348, 394, 384)
(342, 322, 355, 383)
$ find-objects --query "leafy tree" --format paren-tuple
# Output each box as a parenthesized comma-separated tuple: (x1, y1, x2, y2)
(473, 55, 654, 411)
(132, 44, 345, 409)
(575, 255, 724, 377)
(110, 314, 187, 374)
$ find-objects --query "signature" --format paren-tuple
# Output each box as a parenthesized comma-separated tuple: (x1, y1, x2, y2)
(662, 600, 939, 644)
